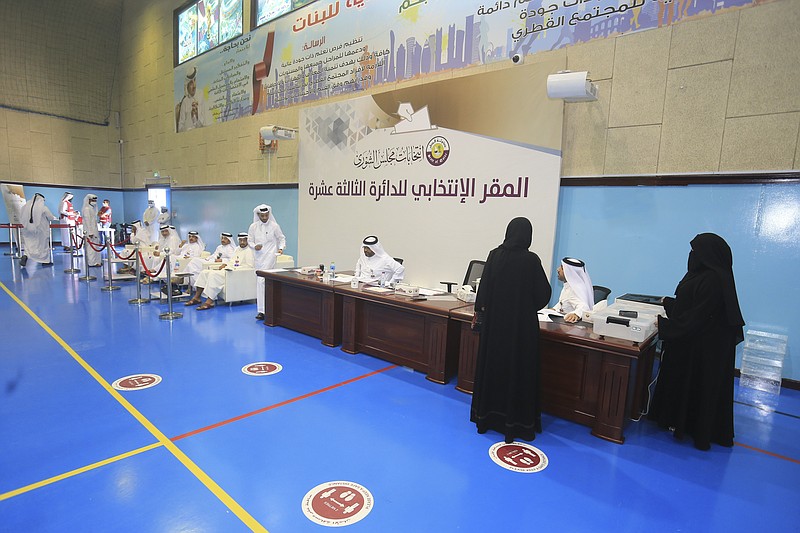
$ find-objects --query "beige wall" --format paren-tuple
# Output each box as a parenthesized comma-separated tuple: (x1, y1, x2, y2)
(1, 0, 798, 188)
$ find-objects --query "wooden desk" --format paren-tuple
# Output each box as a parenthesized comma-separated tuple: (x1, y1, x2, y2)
(450, 305, 657, 444)
(258, 270, 346, 347)
(336, 286, 464, 384)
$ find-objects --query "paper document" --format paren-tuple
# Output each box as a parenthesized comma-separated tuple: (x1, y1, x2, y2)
(363, 286, 394, 294)
(418, 288, 446, 296)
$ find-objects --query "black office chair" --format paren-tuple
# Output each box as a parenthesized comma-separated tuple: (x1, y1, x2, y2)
(394, 257, 404, 264)
(441, 260, 486, 292)
(593, 285, 611, 304)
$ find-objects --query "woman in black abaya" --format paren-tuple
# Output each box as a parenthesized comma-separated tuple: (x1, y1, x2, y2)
(650, 233, 745, 451)
(470, 217, 551, 443)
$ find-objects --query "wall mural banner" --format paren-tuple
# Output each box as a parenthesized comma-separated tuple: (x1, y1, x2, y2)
(174, 0, 759, 131)
(296, 60, 563, 289)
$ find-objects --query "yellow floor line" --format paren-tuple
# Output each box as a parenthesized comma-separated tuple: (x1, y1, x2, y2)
(0, 443, 162, 502)
(1, 282, 268, 532)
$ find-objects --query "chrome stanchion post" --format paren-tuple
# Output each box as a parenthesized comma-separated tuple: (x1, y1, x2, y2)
(3, 224, 13, 256)
(101, 238, 120, 292)
(79, 235, 97, 281)
(13, 224, 23, 258)
(159, 247, 182, 320)
(129, 242, 148, 304)
(64, 226, 80, 273)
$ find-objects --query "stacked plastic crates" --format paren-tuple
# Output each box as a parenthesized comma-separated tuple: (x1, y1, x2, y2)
(739, 330, 788, 395)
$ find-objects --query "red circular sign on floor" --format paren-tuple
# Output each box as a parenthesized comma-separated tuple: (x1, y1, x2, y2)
(301, 481, 373, 527)
(112, 374, 162, 391)
(241, 362, 282, 376)
(489, 441, 549, 473)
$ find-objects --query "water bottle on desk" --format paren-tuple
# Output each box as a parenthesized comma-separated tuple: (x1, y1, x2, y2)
(351, 265, 361, 288)
(329, 261, 336, 280)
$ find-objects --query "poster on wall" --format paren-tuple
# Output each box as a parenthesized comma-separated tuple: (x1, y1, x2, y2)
(1, 184, 27, 226)
(297, 60, 565, 288)
(174, 0, 759, 131)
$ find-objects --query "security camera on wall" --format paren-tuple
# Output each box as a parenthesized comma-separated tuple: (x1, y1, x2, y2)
(546, 71, 598, 102)
(511, 53, 524, 65)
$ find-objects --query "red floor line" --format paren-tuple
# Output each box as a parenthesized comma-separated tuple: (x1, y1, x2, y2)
(735, 441, 800, 464)
(171, 364, 399, 441)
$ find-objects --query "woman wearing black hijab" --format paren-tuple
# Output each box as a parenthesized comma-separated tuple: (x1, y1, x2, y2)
(470, 217, 551, 443)
(650, 233, 745, 451)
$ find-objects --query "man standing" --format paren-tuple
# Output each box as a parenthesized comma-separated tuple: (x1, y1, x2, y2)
(248, 204, 285, 320)
(142, 200, 159, 243)
(20, 193, 58, 267)
(189, 233, 255, 309)
(355, 235, 405, 286)
(98, 199, 112, 243)
(554, 257, 595, 323)
(157, 206, 171, 226)
(81, 194, 102, 267)
(58, 192, 76, 251)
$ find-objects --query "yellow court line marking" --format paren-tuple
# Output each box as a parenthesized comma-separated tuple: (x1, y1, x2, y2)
(0, 443, 162, 502)
(0, 282, 268, 533)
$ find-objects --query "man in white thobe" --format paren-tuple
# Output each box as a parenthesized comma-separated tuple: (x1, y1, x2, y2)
(81, 194, 102, 267)
(248, 204, 285, 320)
(20, 193, 58, 267)
(190, 233, 255, 309)
(157, 206, 171, 226)
(355, 235, 405, 286)
(177, 230, 205, 259)
(142, 200, 159, 243)
(182, 232, 235, 289)
(554, 257, 595, 323)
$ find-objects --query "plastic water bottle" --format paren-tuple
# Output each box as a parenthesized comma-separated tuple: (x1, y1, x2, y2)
(329, 261, 335, 280)
(234, 258, 239, 268)
(379, 271, 387, 288)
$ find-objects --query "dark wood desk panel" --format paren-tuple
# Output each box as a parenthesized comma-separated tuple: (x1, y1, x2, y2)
(450, 305, 657, 444)
(337, 287, 463, 384)
(258, 270, 345, 347)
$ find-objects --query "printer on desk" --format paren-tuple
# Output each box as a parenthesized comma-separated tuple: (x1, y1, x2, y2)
(591, 293, 664, 343)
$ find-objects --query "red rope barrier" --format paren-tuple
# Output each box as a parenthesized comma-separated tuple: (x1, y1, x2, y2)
(70, 232, 85, 250)
(85, 237, 105, 252)
(138, 251, 166, 278)
(108, 243, 137, 260)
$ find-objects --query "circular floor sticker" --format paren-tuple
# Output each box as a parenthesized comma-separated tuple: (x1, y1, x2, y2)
(301, 481, 374, 527)
(489, 441, 549, 473)
(241, 362, 283, 376)
(112, 374, 162, 391)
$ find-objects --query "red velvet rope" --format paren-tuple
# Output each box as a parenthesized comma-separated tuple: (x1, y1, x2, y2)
(85, 237, 105, 252)
(108, 243, 137, 260)
(138, 251, 166, 278)
(70, 232, 84, 250)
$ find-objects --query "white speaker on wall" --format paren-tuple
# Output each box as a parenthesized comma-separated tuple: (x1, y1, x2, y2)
(546, 71, 598, 102)
(260, 125, 298, 141)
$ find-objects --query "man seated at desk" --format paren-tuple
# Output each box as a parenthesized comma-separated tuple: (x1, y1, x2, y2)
(186, 233, 254, 309)
(355, 235, 405, 286)
(552, 257, 595, 323)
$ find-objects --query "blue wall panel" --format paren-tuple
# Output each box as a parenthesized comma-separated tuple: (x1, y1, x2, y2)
(552, 183, 799, 380)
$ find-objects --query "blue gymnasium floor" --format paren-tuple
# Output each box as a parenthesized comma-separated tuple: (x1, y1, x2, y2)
(1, 248, 799, 532)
